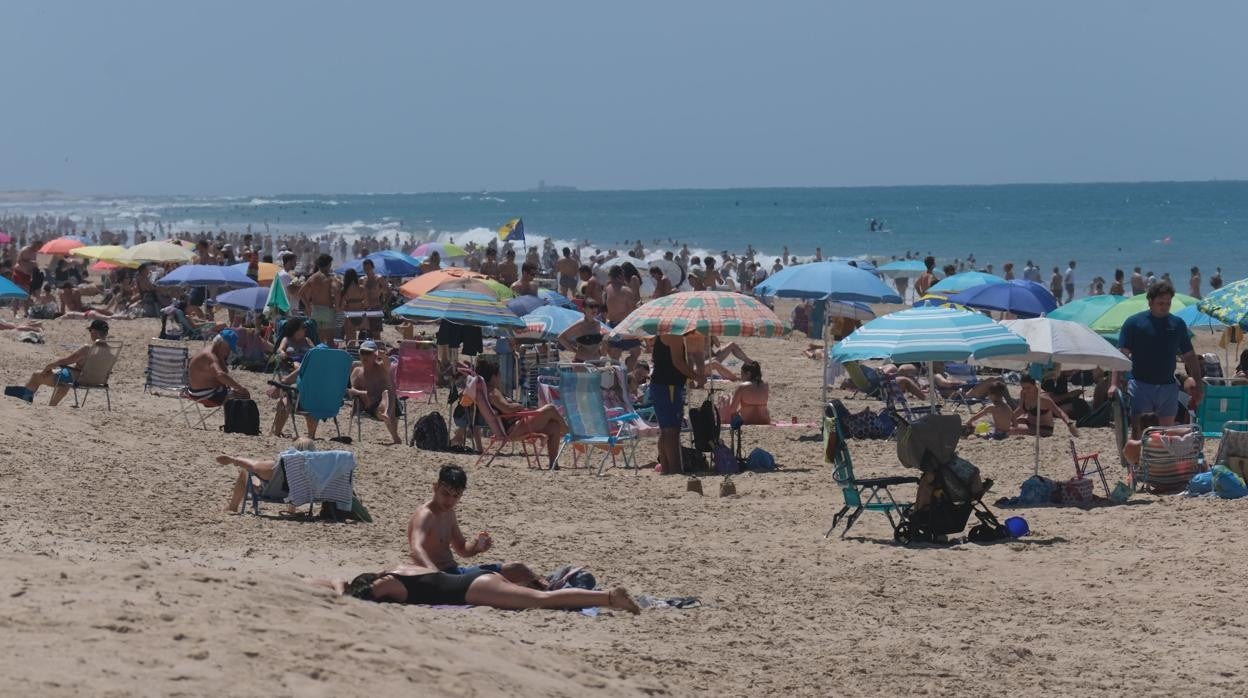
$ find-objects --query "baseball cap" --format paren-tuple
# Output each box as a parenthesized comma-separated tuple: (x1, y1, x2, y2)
(218, 328, 239, 353)
(358, 340, 378, 353)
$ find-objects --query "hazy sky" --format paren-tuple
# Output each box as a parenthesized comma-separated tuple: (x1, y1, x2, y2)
(3, 1, 1246, 195)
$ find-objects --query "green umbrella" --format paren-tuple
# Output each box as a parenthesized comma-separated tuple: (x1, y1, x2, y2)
(266, 276, 290, 313)
(1047, 295, 1126, 326)
(1088, 293, 1198, 337)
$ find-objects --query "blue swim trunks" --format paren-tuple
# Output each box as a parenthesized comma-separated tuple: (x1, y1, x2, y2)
(443, 563, 502, 575)
(1128, 379, 1180, 420)
(648, 382, 685, 428)
(53, 367, 75, 385)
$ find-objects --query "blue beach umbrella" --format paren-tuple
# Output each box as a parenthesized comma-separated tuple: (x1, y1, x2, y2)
(212, 286, 271, 313)
(948, 280, 1057, 318)
(394, 289, 526, 329)
(0, 275, 30, 300)
(336, 250, 423, 278)
(753, 261, 902, 303)
(537, 287, 578, 309)
(156, 264, 257, 289)
(506, 294, 546, 316)
(1175, 304, 1229, 332)
(928, 271, 1007, 294)
(877, 260, 928, 277)
(515, 305, 611, 343)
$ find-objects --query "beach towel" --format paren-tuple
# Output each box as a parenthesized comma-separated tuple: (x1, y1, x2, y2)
(281, 449, 355, 511)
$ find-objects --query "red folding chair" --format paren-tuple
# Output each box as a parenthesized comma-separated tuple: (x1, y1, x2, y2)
(396, 341, 438, 435)
(1069, 438, 1110, 498)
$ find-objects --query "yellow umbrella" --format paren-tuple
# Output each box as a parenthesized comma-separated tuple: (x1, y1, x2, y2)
(117, 241, 196, 264)
(71, 245, 139, 268)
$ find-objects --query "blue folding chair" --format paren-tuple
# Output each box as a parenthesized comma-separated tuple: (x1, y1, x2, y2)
(271, 346, 353, 438)
(554, 364, 640, 475)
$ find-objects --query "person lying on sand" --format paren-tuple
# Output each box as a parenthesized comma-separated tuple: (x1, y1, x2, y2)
(314, 564, 640, 613)
(408, 466, 545, 588)
(963, 383, 1013, 439)
(0, 318, 42, 331)
(218, 437, 317, 513)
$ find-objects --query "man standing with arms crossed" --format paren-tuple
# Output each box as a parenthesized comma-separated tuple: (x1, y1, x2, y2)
(1117, 280, 1202, 431)
(298, 254, 337, 344)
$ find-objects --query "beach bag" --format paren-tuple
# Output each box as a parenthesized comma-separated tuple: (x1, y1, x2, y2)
(1018, 475, 1058, 505)
(5, 385, 33, 403)
(1059, 476, 1094, 506)
(1211, 465, 1248, 499)
(1186, 470, 1214, 496)
(746, 448, 777, 472)
(221, 398, 261, 436)
(410, 412, 450, 451)
(689, 399, 720, 452)
(681, 446, 709, 473)
(712, 443, 738, 475)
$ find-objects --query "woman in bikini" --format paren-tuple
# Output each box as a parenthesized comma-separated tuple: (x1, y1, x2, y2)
(557, 300, 606, 362)
(478, 361, 567, 468)
(314, 563, 640, 613)
(338, 268, 367, 341)
(277, 318, 316, 365)
(1012, 375, 1078, 437)
(719, 360, 770, 425)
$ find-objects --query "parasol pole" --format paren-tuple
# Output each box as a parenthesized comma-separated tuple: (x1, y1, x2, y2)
(821, 299, 829, 407)
(928, 361, 937, 409)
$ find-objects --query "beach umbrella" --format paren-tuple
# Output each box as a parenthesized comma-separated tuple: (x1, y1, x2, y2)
(948, 280, 1058, 318)
(826, 301, 877, 321)
(38, 236, 86, 255)
(266, 276, 290, 314)
(974, 317, 1132, 475)
(1175, 304, 1229, 332)
(928, 271, 1007, 294)
(413, 241, 468, 259)
(212, 286, 270, 313)
(912, 292, 968, 310)
(0, 275, 29, 300)
(753, 261, 902, 303)
(335, 250, 423, 278)
(1087, 293, 1198, 337)
(515, 305, 610, 343)
(394, 289, 526, 329)
(89, 260, 129, 272)
(0, 232, 12, 244)
(399, 268, 489, 299)
(1046, 295, 1127, 327)
(610, 291, 789, 339)
(118, 240, 196, 264)
(1198, 278, 1248, 328)
(156, 264, 258, 289)
(229, 261, 280, 284)
(73, 245, 139, 269)
(877, 260, 928, 278)
(640, 257, 684, 286)
(506, 294, 547, 316)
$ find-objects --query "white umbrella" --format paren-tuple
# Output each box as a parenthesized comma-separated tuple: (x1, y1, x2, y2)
(974, 318, 1131, 475)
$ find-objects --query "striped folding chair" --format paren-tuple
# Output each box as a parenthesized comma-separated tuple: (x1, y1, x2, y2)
(144, 341, 204, 428)
(554, 364, 639, 475)
(1135, 424, 1205, 494)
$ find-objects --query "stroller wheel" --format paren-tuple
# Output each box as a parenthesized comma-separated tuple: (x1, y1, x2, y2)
(894, 522, 918, 545)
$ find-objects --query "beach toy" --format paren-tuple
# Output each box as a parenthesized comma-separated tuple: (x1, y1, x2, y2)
(975, 421, 991, 436)
(1110, 481, 1132, 504)
(1004, 516, 1030, 538)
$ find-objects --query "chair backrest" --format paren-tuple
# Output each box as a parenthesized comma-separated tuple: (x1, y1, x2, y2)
(1139, 424, 1204, 491)
(396, 341, 437, 395)
(464, 374, 510, 438)
(823, 412, 861, 507)
(558, 364, 613, 440)
(944, 361, 976, 380)
(843, 362, 878, 394)
(146, 342, 188, 391)
(1214, 421, 1248, 465)
(295, 347, 354, 420)
(78, 341, 123, 387)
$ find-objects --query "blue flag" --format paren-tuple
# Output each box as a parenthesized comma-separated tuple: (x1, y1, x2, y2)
(498, 218, 525, 242)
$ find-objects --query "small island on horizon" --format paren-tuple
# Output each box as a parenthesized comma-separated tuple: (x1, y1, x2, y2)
(529, 179, 577, 192)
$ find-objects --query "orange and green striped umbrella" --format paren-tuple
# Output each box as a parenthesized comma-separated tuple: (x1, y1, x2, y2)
(610, 291, 789, 338)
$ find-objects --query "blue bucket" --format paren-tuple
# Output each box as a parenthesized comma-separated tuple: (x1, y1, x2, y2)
(1004, 516, 1029, 538)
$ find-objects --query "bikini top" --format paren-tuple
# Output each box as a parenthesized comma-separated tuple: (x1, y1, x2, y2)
(577, 333, 603, 346)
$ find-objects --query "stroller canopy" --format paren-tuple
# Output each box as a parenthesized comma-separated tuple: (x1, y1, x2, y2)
(897, 413, 963, 470)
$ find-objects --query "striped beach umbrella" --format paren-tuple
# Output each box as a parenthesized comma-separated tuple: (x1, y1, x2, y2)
(610, 291, 789, 338)
(394, 289, 526, 329)
(515, 305, 610, 343)
(831, 307, 1028, 365)
(1087, 293, 1198, 337)
(399, 268, 495, 299)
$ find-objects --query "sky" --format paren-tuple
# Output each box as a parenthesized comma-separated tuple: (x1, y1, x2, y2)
(2, 1, 1246, 195)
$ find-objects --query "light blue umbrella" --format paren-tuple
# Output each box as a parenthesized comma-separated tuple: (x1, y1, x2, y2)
(0, 275, 30, 300)
(156, 264, 257, 289)
(1175, 304, 1228, 332)
(335, 250, 424, 278)
(753, 261, 901, 303)
(929, 271, 1007, 294)
(877, 260, 928, 278)
(515, 305, 611, 343)
(394, 289, 526, 329)
(212, 286, 270, 312)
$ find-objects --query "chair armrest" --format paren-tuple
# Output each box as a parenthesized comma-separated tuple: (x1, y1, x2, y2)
(608, 412, 639, 422)
(267, 380, 295, 394)
(855, 475, 920, 487)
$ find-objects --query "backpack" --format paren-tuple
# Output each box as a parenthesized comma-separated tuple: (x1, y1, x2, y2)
(712, 443, 738, 475)
(410, 411, 450, 451)
(689, 399, 720, 452)
(221, 398, 261, 435)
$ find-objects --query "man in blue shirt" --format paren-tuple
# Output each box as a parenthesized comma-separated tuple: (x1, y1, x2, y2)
(1117, 281, 1202, 428)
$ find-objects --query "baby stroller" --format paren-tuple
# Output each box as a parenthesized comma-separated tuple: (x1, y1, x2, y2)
(891, 413, 1007, 544)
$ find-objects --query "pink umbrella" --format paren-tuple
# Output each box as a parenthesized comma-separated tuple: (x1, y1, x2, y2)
(0, 231, 12, 244)
(39, 236, 86, 255)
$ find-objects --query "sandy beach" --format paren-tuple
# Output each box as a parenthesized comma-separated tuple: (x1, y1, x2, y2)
(2, 312, 1245, 697)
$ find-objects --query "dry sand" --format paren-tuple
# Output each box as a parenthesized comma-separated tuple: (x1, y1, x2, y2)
(2, 313, 1246, 697)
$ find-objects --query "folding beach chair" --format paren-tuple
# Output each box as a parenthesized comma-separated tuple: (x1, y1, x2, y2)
(554, 363, 640, 475)
(823, 400, 919, 539)
(941, 362, 988, 413)
(1069, 438, 1111, 498)
(143, 341, 205, 428)
(1134, 423, 1206, 494)
(351, 355, 405, 442)
(55, 340, 123, 410)
(243, 449, 364, 521)
(270, 346, 353, 438)
(396, 341, 438, 434)
(464, 374, 547, 469)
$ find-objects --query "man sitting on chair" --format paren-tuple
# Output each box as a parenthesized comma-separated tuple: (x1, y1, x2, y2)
(186, 330, 250, 408)
(20, 318, 112, 405)
(348, 340, 401, 444)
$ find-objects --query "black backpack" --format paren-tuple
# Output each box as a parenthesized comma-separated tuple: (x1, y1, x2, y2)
(410, 412, 450, 451)
(221, 398, 261, 436)
(688, 399, 720, 452)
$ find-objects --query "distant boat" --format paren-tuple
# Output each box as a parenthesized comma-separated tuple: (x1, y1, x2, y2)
(530, 179, 577, 192)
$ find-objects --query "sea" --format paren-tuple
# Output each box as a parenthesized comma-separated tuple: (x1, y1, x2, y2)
(5, 180, 1247, 290)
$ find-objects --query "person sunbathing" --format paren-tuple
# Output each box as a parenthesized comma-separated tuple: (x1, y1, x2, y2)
(314, 564, 640, 613)
(348, 340, 401, 444)
(20, 318, 112, 405)
(0, 318, 42, 331)
(186, 330, 250, 408)
(218, 437, 317, 513)
(963, 383, 1014, 439)
(408, 465, 544, 587)
(1122, 412, 1193, 467)
(1012, 375, 1078, 437)
(478, 360, 568, 468)
(718, 360, 770, 425)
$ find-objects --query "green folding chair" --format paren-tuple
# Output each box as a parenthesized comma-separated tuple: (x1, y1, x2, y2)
(824, 403, 919, 539)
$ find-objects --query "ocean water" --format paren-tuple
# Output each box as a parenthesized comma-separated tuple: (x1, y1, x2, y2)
(4, 180, 1247, 290)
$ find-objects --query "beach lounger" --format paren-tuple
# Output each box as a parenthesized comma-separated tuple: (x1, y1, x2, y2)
(1134, 424, 1206, 494)
(143, 341, 207, 428)
(844, 361, 937, 422)
(269, 346, 353, 439)
(554, 363, 640, 475)
(823, 400, 918, 539)
(55, 340, 123, 411)
(464, 374, 547, 469)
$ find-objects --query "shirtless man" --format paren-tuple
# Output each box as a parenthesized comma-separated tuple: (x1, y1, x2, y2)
(15, 239, 41, 293)
(497, 249, 518, 287)
(555, 247, 579, 297)
(479, 247, 499, 279)
(914, 255, 938, 297)
(298, 254, 337, 343)
(578, 264, 603, 305)
(510, 262, 539, 296)
(347, 341, 401, 444)
(20, 319, 114, 405)
(186, 330, 250, 407)
(407, 465, 543, 587)
(361, 258, 386, 338)
(419, 250, 442, 275)
(604, 266, 641, 369)
(649, 266, 673, 298)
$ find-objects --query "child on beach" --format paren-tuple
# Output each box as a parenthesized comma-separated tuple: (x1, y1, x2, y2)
(963, 383, 1014, 439)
